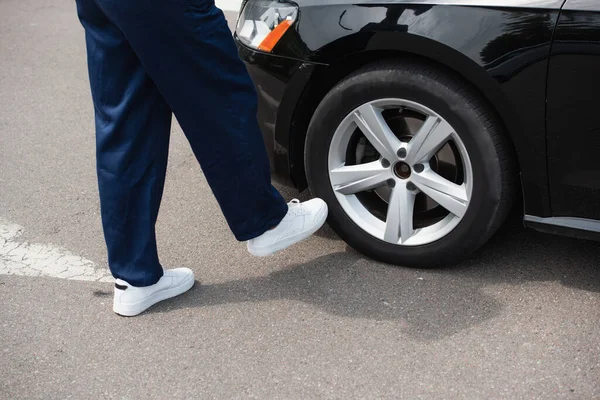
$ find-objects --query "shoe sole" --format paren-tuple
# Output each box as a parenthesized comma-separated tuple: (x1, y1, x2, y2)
(113, 274, 196, 317)
(247, 204, 328, 257)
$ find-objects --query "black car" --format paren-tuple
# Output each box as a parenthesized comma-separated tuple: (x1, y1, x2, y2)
(233, 0, 600, 267)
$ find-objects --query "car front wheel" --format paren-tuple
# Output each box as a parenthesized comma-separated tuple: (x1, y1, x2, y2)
(305, 61, 516, 267)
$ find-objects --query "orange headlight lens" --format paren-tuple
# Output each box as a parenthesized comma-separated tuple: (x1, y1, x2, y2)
(236, 1, 298, 53)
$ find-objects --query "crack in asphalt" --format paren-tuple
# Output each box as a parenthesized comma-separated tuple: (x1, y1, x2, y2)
(0, 218, 112, 283)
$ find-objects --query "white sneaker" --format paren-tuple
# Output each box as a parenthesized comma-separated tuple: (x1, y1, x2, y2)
(113, 268, 195, 317)
(247, 198, 328, 257)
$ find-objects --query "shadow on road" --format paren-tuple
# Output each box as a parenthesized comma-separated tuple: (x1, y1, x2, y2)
(146, 214, 600, 340)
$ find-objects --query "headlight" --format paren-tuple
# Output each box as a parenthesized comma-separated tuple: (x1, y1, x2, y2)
(236, 1, 298, 53)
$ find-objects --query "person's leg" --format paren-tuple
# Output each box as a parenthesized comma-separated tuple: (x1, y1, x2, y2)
(76, 0, 171, 286)
(91, 0, 289, 241)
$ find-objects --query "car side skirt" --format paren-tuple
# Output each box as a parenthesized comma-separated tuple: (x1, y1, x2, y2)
(524, 215, 600, 241)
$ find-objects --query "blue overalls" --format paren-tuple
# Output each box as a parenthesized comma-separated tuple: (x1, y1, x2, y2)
(75, 0, 288, 286)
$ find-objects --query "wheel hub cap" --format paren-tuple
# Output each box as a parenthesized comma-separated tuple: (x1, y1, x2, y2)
(394, 162, 411, 179)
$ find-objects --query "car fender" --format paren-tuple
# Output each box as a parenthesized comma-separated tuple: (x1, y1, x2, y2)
(280, 3, 560, 215)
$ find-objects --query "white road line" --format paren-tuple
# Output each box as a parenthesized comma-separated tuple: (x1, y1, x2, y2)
(0, 219, 112, 283)
(215, 0, 243, 12)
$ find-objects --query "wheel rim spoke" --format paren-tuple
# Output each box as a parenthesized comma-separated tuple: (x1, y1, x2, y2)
(384, 183, 416, 243)
(352, 104, 402, 161)
(412, 169, 469, 218)
(406, 115, 454, 165)
(330, 161, 392, 195)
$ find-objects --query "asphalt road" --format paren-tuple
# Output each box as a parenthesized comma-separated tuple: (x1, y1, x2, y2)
(1, 0, 599, 398)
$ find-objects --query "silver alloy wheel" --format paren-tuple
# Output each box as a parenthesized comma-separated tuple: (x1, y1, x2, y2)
(328, 98, 474, 246)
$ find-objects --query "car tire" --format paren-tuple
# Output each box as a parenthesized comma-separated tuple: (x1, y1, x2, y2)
(305, 60, 516, 267)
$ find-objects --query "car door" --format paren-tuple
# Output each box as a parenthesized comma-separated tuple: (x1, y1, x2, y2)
(546, 0, 600, 221)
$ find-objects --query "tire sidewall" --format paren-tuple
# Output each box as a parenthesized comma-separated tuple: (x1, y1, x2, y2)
(305, 65, 504, 266)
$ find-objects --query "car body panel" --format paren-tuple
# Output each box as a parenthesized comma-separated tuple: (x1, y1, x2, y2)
(238, 1, 567, 216)
(292, 3, 561, 216)
(562, 0, 599, 11)
(237, 45, 319, 187)
(237, 0, 600, 240)
(546, 0, 600, 220)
